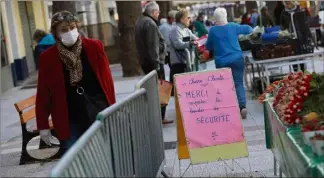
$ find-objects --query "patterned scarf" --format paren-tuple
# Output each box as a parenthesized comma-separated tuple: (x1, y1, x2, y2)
(57, 36, 83, 86)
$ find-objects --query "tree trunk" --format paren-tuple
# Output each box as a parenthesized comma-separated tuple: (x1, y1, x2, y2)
(52, 1, 77, 15)
(157, 1, 172, 19)
(116, 1, 142, 77)
(245, 1, 258, 12)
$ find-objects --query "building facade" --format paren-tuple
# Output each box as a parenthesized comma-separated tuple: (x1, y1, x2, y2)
(0, 0, 117, 94)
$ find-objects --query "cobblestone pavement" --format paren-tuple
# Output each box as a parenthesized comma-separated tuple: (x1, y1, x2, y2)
(3, 57, 324, 177)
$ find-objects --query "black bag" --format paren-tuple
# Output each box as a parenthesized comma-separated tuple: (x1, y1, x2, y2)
(77, 87, 108, 123)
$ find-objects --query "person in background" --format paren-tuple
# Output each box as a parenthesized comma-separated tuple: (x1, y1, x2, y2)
(159, 11, 177, 67)
(160, 18, 168, 29)
(169, 9, 198, 95)
(135, 2, 173, 124)
(280, 0, 305, 72)
(257, 6, 274, 27)
(188, 19, 195, 33)
(241, 12, 252, 26)
(206, 7, 252, 119)
(194, 12, 208, 37)
(280, 0, 299, 31)
(205, 20, 212, 31)
(250, 9, 259, 28)
(274, 1, 285, 26)
(36, 11, 116, 151)
(32, 29, 55, 69)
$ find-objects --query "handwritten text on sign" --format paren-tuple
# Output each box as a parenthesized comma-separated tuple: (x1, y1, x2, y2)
(175, 69, 244, 149)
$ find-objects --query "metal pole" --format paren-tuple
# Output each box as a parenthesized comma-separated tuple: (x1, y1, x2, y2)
(274, 157, 277, 176)
(259, 0, 263, 27)
(0, 10, 3, 94)
(194, 47, 199, 71)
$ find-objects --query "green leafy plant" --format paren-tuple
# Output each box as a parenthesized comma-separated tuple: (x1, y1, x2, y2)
(298, 72, 324, 117)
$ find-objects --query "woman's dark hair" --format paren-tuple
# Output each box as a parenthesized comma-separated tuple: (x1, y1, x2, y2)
(261, 7, 268, 14)
(205, 20, 211, 26)
(33, 29, 48, 42)
(197, 12, 205, 21)
(50, 10, 80, 39)
(198, 12, 205, 17)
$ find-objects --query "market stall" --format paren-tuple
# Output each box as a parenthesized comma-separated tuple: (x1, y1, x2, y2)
(261, 72, 324, 177)
(244, 49, 324, 91)
(238, 4, 322, 93)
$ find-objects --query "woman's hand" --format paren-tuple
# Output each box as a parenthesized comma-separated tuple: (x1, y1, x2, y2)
(190, 40, 199, 46)
(40, 129, 52, 146)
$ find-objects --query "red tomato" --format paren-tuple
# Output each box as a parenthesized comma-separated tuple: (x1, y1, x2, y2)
(203, 50, 209, 60)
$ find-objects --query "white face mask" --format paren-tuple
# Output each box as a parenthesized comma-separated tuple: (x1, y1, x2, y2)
(59, 28, 79, 46)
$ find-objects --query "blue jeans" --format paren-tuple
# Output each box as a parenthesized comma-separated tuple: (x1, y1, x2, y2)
(217, 59, 246, 109)
(60, 119, 86, 150)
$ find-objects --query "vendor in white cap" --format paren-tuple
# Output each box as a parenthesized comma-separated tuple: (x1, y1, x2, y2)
(206, 7, 252, 119)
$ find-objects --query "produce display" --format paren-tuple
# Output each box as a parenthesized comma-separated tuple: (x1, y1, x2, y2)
(260, 72, 324, 156)
(238, 29, 292, 42)
(196, 35, 213, 63)
(272, 72, 312, 125)
(258, 80, 283, 103)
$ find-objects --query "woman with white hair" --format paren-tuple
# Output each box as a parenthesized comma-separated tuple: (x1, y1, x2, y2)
(206, 7, 252, 119)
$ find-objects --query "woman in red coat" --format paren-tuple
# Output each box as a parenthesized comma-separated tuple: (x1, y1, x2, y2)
(36, 11, 116, 151)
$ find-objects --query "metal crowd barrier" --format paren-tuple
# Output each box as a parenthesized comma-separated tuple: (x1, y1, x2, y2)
(97, 88, 154, 177)
(50, 121, 114, 177)
(51, 71, 166, 177)
(135, 70, 166, 177)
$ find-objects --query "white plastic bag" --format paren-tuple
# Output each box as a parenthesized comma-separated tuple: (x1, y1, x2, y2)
(253, 26, 265, 34)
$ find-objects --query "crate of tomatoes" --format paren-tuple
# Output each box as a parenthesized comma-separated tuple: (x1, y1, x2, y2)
(260, 72, 324, 156)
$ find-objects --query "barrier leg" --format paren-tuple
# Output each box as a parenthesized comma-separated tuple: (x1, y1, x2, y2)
(312, 58, 315, 73)
(274, 157, 277, 176)
(161, 170, 169, 178)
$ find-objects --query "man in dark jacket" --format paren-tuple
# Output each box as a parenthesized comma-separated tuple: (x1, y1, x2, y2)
(280, 1, 299, 31)
(280, 1, 305, 72)
(274, 1, 285, 26)
(135, 2, 173, 124)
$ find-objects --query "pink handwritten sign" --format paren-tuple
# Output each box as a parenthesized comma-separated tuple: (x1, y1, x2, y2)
(174, 68, 244, 149)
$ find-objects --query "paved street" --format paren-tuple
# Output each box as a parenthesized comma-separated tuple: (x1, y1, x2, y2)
(1, 58, 324, 177)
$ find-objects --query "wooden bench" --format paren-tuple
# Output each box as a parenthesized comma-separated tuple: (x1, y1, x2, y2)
(14, 95, 63, 165)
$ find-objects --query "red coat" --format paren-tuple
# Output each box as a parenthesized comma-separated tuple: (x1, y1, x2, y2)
(36, 38, 116, 140)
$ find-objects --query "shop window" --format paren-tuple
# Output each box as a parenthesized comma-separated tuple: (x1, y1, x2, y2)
(1, 19, 8, 67)
(1, 38, 8, 67)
